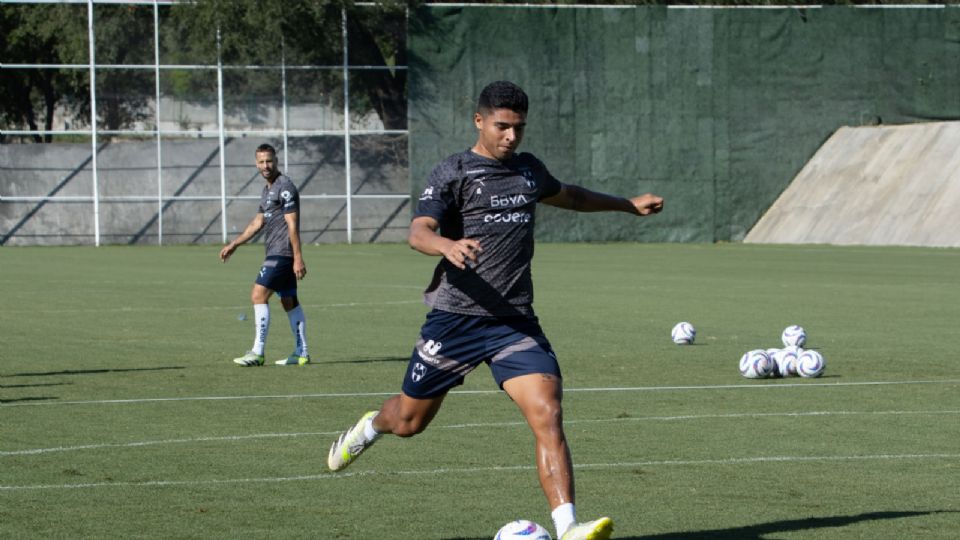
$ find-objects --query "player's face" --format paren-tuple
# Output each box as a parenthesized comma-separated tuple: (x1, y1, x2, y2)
(255, 151, 278, 180)
(473, 108, 526, 161)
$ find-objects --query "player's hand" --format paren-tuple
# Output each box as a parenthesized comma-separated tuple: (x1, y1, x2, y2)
(443, 239, 482, 270)
(294, 259, 307, 280)
(631, 193, 664, 216)
(219, 244, 235, 262)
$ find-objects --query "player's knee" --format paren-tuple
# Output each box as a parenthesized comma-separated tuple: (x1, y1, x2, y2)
(251, 285, 271, 304)
(528, 401, 564, 433)
(392, 415, 432, 437)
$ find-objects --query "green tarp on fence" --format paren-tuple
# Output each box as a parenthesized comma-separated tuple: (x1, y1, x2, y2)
(408, 5, 960, 242)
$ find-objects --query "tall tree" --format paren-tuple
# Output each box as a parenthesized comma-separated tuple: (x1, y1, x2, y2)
(1, 4, 87, 142)
(2, 3, 160, 141)
(169, 0, 408, 130)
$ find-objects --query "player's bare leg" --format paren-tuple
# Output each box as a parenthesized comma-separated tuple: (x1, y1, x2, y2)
(327, 392, 446, 471)
(373, 392, 447, 436)
(503, 373, 573, 509)
(503, 373, 613, 540)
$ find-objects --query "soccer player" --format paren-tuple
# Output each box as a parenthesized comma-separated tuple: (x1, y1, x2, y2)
(219, 143, 311, 367)
(327, 81, 663, 540)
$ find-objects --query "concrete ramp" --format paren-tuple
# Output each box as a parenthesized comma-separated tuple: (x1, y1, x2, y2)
(745, 122, 960, 248)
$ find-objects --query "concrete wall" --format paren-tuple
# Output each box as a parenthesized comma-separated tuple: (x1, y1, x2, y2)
(745, 122, 960, 247)
(0, 136, 409, 246)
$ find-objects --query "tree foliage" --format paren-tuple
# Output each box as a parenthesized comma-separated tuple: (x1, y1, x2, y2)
(4, 0, 944, 143)
(168, 0, 408, 129)
(1, 0, 409, 142)
(1, 4, 87, 142)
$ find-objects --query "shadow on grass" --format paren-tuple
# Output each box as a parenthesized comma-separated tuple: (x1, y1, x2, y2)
(634, 510, 954, 539)
(442, 509, 955, 540)
(0, 382, 68, 389)
(0, 396, 58, 404)
(8, 366, 185, 377)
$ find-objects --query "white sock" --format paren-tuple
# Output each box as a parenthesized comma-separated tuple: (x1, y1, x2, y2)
(552, 503, 577, 539)
(363, 412, 381, 442)
(252, 303, 269, 356)
(286, 304, 308, 356)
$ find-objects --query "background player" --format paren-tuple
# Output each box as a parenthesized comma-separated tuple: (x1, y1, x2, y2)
(327, 81, 663, 540)
(219, 144, 311, 367)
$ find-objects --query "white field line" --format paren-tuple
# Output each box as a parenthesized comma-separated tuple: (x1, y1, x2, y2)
(10, 299, 422, 315)
(3, 409, 958, 457)
(2, 453, 959, 491)
(0, 432, 337, 457)
(4, 378, 959, 408)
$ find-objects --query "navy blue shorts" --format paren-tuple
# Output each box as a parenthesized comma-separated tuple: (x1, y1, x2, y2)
(255, 256, 297, 297)
(401, 309, 561, 399)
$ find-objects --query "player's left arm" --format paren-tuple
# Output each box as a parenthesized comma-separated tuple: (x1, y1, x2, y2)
(541, 183, 664, 216)
(284, 211, 306, 280)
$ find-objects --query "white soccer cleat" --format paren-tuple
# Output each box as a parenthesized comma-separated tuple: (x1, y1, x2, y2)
(561, 517, 614, 540)
(275, 353, 311, 366)
(232, 351, 264, 366)
(327, 411, 380, 471)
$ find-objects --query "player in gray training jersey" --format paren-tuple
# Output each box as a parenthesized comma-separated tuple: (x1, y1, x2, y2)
(416, 148, 562, 317)
(327, 81, 664, 540)
(219, 144, 311, 367)
(259, 174, 300, 258)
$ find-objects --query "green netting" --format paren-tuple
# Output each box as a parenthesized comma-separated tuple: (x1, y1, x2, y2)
(409, 6, 960, 243)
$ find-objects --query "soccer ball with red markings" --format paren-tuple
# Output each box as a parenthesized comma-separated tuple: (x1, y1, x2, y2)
(494, 520, 552, 540)
(739, 349, 775, 379)
(771, 347, 800, 377)
(796, 349, 826, 378)
(781, 325, 807, 348)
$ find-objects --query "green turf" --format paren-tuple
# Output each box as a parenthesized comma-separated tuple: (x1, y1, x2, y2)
(1, 243, 958, 539)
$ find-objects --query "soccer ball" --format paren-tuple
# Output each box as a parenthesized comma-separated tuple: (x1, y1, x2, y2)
(739, 349, 775, 379)
(781, 325, 807, 347)
(771, 348, 799, 377)
(494, 520, 552, 540)
(671, 322, 696, 344)
(796, 349, 826, 378)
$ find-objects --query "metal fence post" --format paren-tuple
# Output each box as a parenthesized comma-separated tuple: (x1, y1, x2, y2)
(217, 27, 227, 244)
(342, 7, 352, 244)
(153, 0, 163, 245)
(87, 0, 101, 246)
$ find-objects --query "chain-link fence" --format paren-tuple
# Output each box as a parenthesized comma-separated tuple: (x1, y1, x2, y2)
(1, 0, 409, 246)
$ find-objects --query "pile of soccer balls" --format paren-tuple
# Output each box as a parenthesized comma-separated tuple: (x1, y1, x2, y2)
(671, 322, 826, 379)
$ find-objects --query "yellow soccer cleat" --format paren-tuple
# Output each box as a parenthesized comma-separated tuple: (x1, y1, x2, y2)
(275, 353, 311, 366)
(327, 411, 380, 471)
(561, 517, 614, 540)
(233, 351, 264, 366)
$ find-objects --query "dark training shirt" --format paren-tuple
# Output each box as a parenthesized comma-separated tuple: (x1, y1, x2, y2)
(258, 174, 300, 258)
(415, 150, 562, 317)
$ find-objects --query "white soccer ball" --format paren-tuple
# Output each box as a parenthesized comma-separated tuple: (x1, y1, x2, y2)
(781, 325, 807, 347)
(796, 349, 826, 378)
(739, 349, 775, 379)
(771, 348, 799, 377)
(671, 322, 696, 345)
(494, 520, 552, 540)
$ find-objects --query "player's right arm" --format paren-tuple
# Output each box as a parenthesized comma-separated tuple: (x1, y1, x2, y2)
(542, 184, 664, 216)
(219, 213, 264, 262)
(408, 216, 481, 271)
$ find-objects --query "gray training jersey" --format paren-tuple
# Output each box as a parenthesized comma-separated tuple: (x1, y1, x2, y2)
(415, 150, 562, 317)
(258, 174, 300, 257)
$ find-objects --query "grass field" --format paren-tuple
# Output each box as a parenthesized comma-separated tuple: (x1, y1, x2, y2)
(1, 242, 958, 539)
